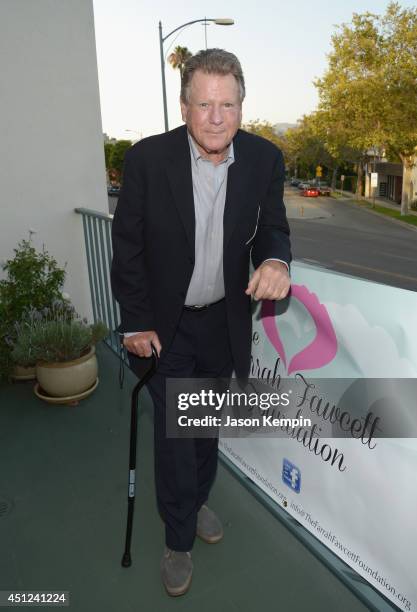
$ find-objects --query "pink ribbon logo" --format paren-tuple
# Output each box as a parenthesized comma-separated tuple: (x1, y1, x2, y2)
(261, 284, 338, 374)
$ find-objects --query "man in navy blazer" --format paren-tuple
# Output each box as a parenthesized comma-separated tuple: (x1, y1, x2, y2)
(111, 48, 291, 596)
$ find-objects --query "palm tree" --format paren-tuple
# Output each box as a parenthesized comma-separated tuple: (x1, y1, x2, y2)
(167, 46, 192, 80)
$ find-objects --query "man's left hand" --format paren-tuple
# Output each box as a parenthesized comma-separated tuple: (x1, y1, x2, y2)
(245, 260, 290, 301)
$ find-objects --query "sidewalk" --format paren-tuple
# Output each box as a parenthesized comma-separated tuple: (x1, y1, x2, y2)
(335, 189, 417, 216)
(0, 343, 393, 612)
(73, 203, 407, 610)
(333, 189, 417, 231)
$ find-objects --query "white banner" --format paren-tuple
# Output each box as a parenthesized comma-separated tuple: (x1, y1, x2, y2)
(220, 262, 417, 612)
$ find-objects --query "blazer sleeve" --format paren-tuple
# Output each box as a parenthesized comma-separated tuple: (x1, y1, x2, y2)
(251, 147, 292, 270)
(110, 148, 155, 333)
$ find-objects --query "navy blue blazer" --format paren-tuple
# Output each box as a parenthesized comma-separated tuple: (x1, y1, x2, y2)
(110, 123, 291, 378)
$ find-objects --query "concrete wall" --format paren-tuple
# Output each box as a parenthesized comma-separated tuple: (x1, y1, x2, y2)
(0, 0, 108, 320)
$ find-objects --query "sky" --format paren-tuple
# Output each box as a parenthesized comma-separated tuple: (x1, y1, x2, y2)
(92, 0, 416, 141)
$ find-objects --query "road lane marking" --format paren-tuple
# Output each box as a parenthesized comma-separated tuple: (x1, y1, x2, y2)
(300, 258, 331, 267)
(376, 252, 417, 262)
(334, 260, 417, 283)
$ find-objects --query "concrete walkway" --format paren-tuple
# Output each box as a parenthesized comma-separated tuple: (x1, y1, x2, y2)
(0, 343, 393, 612)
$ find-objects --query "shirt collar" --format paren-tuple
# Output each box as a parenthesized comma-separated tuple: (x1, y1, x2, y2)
(187, 130, 235, 165)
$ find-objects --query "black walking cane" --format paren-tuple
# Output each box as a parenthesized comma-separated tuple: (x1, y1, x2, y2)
(121, 345, 158, 567)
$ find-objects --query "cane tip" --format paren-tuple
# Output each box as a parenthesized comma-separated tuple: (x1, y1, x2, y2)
(121, 553, 132, 567)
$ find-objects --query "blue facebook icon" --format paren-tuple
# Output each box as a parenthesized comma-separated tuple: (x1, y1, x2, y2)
(282, 458, 301, 493)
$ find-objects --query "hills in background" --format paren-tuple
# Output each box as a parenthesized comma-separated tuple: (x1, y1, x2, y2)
(273, 122, 297, 134)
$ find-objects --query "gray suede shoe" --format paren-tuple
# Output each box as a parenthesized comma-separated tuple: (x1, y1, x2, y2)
(196, 504, 224, 543)
(160, 547, 193, 597)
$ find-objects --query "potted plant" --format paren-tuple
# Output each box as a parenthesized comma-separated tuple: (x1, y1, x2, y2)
(9, 299, 75, 377)
(0, 238, 67, 383)
(11, 301, 109, 403)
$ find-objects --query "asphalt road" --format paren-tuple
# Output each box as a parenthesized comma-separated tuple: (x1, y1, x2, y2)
(108, 188, 417, 293)
(286, 186, 417, 293)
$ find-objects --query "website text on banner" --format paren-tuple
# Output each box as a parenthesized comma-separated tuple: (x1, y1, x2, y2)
(220, 262, 417, 612)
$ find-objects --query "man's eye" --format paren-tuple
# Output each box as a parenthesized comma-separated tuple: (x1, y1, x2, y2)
(199, 103, 209, 108)
(224, 103, 234, 108)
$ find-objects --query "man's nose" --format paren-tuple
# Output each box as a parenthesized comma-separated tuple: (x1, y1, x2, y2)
(208, 105, 223, 124)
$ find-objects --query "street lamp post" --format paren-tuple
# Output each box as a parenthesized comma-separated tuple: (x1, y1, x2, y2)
(158, 18, 234, 132)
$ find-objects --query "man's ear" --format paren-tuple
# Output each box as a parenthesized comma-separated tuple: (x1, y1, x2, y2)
(180, 98, 188, 123)
(237, 105, 243, 127)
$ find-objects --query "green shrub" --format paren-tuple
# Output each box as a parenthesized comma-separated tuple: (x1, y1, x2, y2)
(0, 239, 66, 321)
(0, 239, 67, 382)
(11, 302, 109, 364)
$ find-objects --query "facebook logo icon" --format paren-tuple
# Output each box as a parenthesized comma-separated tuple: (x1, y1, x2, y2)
(282, 458, 301, 493)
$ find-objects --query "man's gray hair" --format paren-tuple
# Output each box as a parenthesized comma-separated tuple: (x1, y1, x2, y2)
(181, 48, 245, 104)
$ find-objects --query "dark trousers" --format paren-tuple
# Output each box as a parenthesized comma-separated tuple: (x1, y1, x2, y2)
(128, 298, 233, 551)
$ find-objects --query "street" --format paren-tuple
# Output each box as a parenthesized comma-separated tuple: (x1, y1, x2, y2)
(286, 186, 417, 293)
(109, 188, 417, 293)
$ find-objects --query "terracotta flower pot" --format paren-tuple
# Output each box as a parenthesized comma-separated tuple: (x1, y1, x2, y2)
(36, 346, 98, 397)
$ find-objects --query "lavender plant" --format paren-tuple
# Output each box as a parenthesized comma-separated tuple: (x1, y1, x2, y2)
(11, 301, 108, 364)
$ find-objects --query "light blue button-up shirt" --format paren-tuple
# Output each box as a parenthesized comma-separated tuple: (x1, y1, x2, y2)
(184, 131, 234, 306)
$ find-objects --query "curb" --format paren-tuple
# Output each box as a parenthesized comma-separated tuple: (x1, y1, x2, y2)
(335, 197, 417, 234)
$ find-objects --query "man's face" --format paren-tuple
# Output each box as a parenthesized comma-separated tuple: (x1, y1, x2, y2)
(180, 70, 242, 162)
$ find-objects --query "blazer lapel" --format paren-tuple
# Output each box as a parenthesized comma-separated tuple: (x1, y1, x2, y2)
(223, 131, 253, 249)
(165, 127, 195, 254)
(165, 126, 253, 254)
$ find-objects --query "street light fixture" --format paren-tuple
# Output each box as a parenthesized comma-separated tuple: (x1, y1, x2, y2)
(158, 18, 234, 132)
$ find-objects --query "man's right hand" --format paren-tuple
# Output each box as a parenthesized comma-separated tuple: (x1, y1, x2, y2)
(123, 331, 162, 358)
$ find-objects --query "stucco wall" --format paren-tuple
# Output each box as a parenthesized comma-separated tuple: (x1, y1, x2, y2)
(0, 0, 108, 320)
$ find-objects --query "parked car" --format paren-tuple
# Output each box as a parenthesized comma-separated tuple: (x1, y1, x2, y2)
(290, 178, 301, 187)
(107, 185, 121, 196)
(298, 182, 311, 190)
(301, 186, 320, 197)
(309, 180, 332, 196)
(318, 185, 331, 196)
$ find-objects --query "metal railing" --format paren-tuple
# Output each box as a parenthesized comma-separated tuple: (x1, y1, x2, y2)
(74, 206, 401, 612)
(74, 207, 122, 357)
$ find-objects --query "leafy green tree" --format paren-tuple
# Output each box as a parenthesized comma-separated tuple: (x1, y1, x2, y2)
(379, 3, 417, 211)
(104, 143, 114, 170)
(243, 119, 285, 148)
(310, 110, 365, 191)
(109, 140, 132, 184)
(314, 2, 417, 213)
(283, 114, 341, 183)
(104, 143, 114, 185)
(243, 120, 290, 177)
